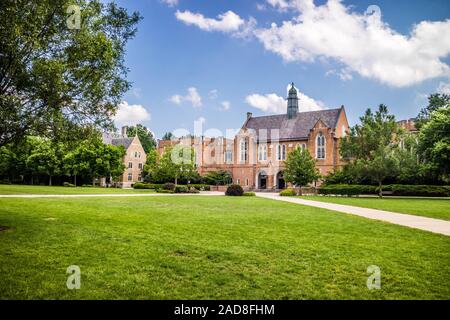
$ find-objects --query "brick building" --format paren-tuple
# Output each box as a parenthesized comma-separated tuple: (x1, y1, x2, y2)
(158, 83, 350, 190)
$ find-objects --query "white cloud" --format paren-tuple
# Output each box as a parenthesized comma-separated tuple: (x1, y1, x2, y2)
(161, 0, 178, 7)
(437, 81, 450, 94)
(169, 87, 202, 108)
(175, 10, 256, 38)
(114, 101, 150, 127)
(246, 84, 324, 114)
(255, 0, 450, 87)
(175, 10, 244, 33)
(245, 93, 286, 114)
(220, 101, 231, 111)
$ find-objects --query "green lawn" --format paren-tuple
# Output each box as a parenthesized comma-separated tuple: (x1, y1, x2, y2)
(0, 184, 154, 195)
(0, 196, 449, 299)
(300, 196, 450, 221)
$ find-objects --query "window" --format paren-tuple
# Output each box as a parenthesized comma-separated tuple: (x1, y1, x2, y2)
(134, 152, 138, 158)
(128, 162, 133, 169)
(138, 163, 143, 169)
(127, 173, 133, 181)
(316, 132, 325, 159)
(236, 179, 240, 185)
(224, 151, 233, 163)
(138, 174, 142, 182)
(245, 178, 249, 186)
(138, 152, 141, 158)
(258, 144, 267, 161)
(297, 143, 307, 151)
(276, 144, 286, 161)
(239, 139, 248, 162)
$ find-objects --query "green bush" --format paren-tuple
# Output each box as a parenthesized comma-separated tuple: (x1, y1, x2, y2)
(280, 188, 297, 196)
(243, 192, 256, 196)
(318, 184, 377, 196)
(174, 185, 189, 193)
(63, 182, 75, 187)
(133, 182, 150, 189)
(81, 184, 93, 187)
(163, 183, 176, 191)
(382, 184, 450, 197)
(225, 184, 244, 196)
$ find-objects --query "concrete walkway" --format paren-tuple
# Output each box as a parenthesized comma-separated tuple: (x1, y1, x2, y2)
(0, 191, 224, 198)
(256, 193, 450, 236)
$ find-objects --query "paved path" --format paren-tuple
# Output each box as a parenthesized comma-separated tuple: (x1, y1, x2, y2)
(256, 193, 450, 236)
(0, 191, 224, 198)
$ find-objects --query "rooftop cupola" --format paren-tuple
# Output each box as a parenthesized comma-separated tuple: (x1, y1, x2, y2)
(287, 82, 299, 119)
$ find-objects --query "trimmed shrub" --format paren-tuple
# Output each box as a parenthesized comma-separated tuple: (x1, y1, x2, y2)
(133, 182, 150, 189)
(82, 184, 93, 187)
(63, 182, 75, 187)
(318, 184, 377, 196)
(280, 188, 297, 196)
(174, 185, 189, 193)
(383, 184, 450, 197)
(225, 184, 244, 196)
(163, 183, 176, 191)
(243, 192, 256, 196)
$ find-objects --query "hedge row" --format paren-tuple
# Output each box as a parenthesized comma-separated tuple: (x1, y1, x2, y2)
(319, 184, 377, 196)
(133, 182, 210, 191)
(319, 184, 450, 197)
(383, 184, 450, 197)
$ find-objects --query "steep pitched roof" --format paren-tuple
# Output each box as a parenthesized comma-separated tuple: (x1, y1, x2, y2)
(110, 137, 134, 149)
(244, 108, 342, 141)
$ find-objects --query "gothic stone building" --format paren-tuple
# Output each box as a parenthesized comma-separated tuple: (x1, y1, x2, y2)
(158, 83, 350, 190)
(103, 127, 146, 188)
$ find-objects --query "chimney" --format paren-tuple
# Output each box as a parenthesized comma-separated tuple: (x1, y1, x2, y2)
(247, 112, 252, 119)
(121, 126, 128, 138)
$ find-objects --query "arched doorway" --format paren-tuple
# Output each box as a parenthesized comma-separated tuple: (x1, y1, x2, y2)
(276, 171, 285, 189)
(258, 171, 267, 189)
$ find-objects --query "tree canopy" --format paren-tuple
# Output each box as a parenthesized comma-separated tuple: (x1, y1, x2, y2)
(0, 0, 141, 146)
(284, 147, 319, 191)
(126, 124, 156, 153)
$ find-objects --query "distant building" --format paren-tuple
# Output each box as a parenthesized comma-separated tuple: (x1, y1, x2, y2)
(397, 118, 418, 133)
(158, 83, 350, 190)
(103, 126, 146, 188)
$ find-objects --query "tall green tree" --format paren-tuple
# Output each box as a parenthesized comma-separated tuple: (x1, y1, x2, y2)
(203, 170, 232, 185)
(126, 124, 156, 153)
(417, 106, 450, 182)
(26, 138, 64, 186)
(152, 145, 197, 184)
(0, 0, 141, 146)
(284, 148, 319, 194)
(415, 94, 450, 130)
(340, 104, 401, 197)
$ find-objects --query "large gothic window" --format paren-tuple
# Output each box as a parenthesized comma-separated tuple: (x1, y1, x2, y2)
(239, 138, 248, 162)
(276, 144, 286, 161)
(316, 132, 325, 159)
(258, 144, 267, 161)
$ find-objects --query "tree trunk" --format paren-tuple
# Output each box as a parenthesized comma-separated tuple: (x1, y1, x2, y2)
(92, 177, 95, 187)
(74, 175, 77, 186)
(31, 176, 34, 185)
(175, 176, 178, 186)
(378, 181, 383, 198)
(49, 175, 52, 186)
(298, 185, 302, 196)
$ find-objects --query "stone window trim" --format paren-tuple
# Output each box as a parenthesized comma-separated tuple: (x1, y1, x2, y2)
(316, 132, 326, 159)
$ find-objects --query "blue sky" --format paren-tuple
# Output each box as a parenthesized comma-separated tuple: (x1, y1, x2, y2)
(112, 0, 450, 138)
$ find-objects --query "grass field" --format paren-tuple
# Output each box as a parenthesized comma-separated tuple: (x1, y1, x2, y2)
(0, 195, 449, 299)
(0, 184, 154, 195)
(300, 196, 450, 221)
